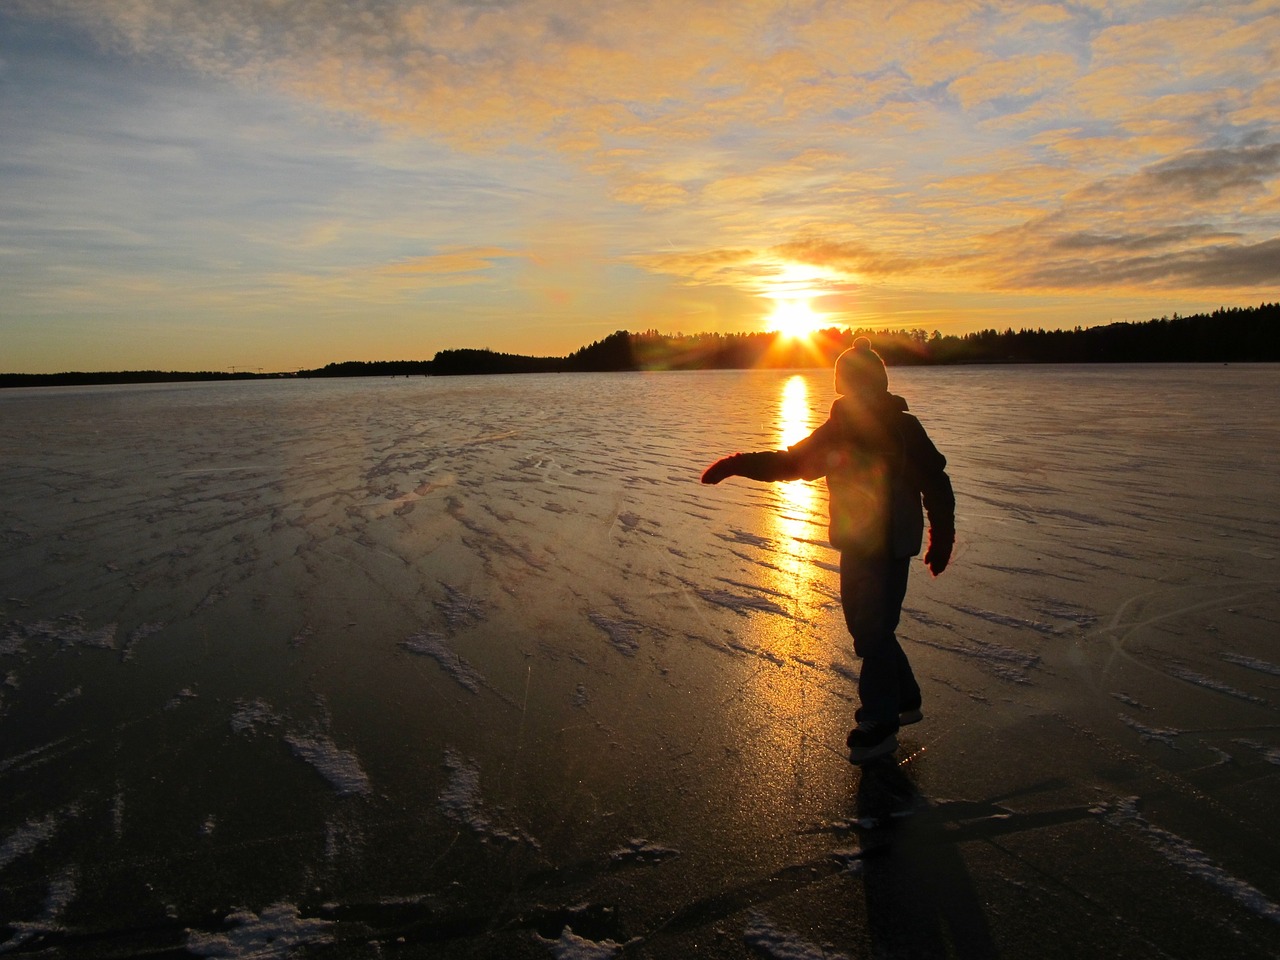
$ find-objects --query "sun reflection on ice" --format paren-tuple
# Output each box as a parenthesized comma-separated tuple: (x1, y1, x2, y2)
(768, 374, 825, 631)
(777, 375, 813, 450)
(733, 374, 836, 782)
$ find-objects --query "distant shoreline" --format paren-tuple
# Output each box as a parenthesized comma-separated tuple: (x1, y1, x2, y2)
(4, 302, 1276, 388)
(0, 358, 1273, 391)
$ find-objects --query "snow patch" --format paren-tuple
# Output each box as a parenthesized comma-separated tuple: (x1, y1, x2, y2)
(228, 701, 372, 797)
(588, 613, 643, 657)
(830, 848, 866, 874)
(696, 588, 791, 618)
(1220, 653, 1280, 677)
(402, 632, 485, 694)
(615, 511, 643, 531)
(111, 787, 125, 839)
(910, 635, 1039, 682)
(185, 903, 333, 958)
(2, 615, 118, 652)
(950, 603, 1060, 636)
(1233, 740, 1280, 766)
(539, 926, 622, 959)
(717, 529, 775, 549)
(230, 698, 281, 735)
(1111, 692, 1146, 710)
(743, 911, 851, 959)
(435, 582, 487, 630)
(1, 866, 78, 953)
(0, 811, 61, 872)
(608, 838, 679, 865)
(1119, 715, 1181, 748)
(164, 687, 199, 711)
(54, 685, 83, 706)
(1166, 666, 1267, 704)
(122, 621, 165, 660)
(1099, 798, 1280, 923)
(439, 748, 538, 847)
(284, 734, 371, 797)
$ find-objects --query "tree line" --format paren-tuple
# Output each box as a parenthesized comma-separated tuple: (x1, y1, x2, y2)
(0, 369, 289, 388)
(431, 302, 1279, 375)
(3, 303, 1276, 387)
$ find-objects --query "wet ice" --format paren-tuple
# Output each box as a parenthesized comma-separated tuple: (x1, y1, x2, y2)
(1, 367, 1278, 957)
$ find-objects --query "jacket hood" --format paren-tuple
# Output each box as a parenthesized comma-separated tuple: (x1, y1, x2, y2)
(832, 392, 909, 421)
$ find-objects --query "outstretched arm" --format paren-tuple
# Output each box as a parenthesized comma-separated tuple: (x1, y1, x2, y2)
(702, 417, 836, 485)
(700, 451, 806, 484)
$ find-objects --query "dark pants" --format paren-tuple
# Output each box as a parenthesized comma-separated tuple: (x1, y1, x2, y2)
(840, 552, 919, 731)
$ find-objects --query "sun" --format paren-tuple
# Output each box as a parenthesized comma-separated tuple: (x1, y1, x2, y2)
(767, 297, 825, 340)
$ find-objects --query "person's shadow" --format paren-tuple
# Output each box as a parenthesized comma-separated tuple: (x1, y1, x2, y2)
(856, 757, 999, 959)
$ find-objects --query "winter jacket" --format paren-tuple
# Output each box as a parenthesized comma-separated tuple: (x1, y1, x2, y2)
(727, 392, 954, 558)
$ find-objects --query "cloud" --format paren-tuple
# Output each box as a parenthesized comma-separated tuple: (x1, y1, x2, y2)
(1049, 226, 1237, 254)
(948, 53, 1079, 111)
(632, 235, 947, 312)
(610, 179, 692, 209)
(1012, 236, 1280, 290)
(972, 138, 1280, 294)
(636, 248, 761, 287)
(1053, 140, 1280, 229)
(770, 238, 934, 280)
(379, 248, 518, 277)
(4, 0, 1279, 372)
(5, 2, 1071, 155)
(1127, 142, 1280, 202)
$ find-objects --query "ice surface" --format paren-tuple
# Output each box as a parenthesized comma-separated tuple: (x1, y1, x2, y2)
(1, 367, 1278, 957)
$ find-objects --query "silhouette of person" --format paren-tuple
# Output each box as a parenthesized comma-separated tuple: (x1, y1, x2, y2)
(701, 338, 955, 763)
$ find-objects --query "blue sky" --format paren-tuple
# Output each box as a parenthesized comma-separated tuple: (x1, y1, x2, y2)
(2, 1, 1277, 372)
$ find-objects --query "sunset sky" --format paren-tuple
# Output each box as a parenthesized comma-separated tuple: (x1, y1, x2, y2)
(2, 1, 1278, 373)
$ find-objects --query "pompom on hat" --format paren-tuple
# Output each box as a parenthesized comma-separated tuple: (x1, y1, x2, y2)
(835, 337, 889, 396)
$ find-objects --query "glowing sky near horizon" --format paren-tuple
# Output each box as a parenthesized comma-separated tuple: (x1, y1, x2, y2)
(1, 1, 1277, 373)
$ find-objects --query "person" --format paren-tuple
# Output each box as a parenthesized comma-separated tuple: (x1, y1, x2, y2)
(701, 338, 955, 764)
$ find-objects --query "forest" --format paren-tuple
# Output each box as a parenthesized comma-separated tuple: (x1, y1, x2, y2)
(3, 303, 1276, 387)
(428, 302, 1279, 376)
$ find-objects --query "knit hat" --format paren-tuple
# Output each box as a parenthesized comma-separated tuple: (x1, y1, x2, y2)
(835, 337, 889, 396)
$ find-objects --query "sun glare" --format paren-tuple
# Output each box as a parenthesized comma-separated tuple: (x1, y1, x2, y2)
(768, 298, 825, 340)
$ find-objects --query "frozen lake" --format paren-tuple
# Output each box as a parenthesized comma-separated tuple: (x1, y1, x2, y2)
(2, 365, 1278, 958)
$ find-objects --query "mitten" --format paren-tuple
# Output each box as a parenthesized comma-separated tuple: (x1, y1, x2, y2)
(701, 455, 740, 485)
(924, 529, 953, 576)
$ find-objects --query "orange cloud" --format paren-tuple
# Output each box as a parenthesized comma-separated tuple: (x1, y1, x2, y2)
(8, 0, 1278, 357)
(949, 53, 1078, 110)
(379, 248, 516, 277)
